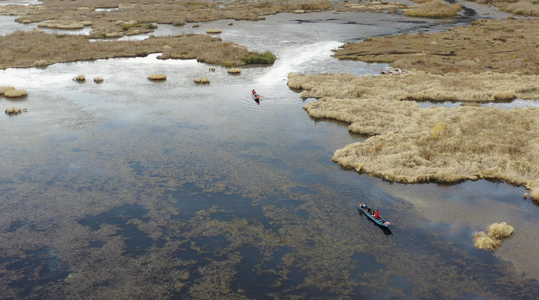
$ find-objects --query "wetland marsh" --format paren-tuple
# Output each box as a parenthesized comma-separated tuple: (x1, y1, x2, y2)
(1, 2, 539, 299)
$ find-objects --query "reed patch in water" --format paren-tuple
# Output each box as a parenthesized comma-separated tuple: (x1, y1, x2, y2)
(149, 74, 167, 81)
(4, 89, 28, 98)
(206, 28, 222, 34)
(474, 232, 501, 250)
(194, 77, 210, 84)
(75, 75, 86, 82)
(487, 222, 514, 239)
(5, 106, 22, 115)
(227, 68, 241, 74)
(474, 222, 514, 250)
(0, 86, 15, 95)
(94, 77, 104, 83)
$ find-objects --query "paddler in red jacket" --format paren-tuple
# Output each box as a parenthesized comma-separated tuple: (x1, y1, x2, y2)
(374, 210, 380, 219)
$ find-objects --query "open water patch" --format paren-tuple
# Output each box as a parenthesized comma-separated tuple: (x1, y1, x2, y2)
(78, 204, 161, 256)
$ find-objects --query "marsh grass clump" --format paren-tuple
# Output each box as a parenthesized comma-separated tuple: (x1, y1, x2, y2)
(4, 106, 26, 115)
(474, 222, 514, 250)
(242, 51, 276, 65)
(227, 68, 241, 74)
(487, 222, 514, 239)
(474, 232, 501, 250)
(194, 77, 210, 84)
(94, 77, 104, 83)
(34, 60, 48, 67)
(149, 74, 167, 80)
(0, 86, 15, 95)
(4, 89, 28, 98)
(404, 0, 462, 18)
(206, 28, 222, 34)
(75, 75, 85, 82)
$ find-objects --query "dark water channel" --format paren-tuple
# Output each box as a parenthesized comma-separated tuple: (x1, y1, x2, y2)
(1, 9, 539, 299)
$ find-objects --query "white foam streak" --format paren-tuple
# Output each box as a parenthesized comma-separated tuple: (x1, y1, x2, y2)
(255, 41, 343, 85)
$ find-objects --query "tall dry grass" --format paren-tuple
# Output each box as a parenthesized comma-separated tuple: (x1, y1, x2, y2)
(404, 0, 462, 18)
(333, 18, 539, 75)
(290, 72, 539, 201)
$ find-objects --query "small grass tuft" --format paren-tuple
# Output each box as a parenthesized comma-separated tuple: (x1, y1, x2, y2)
(0, 86, 16, 95)
(206, 28, 222, 34)
(474, 232, 500, 250)
(75, 75, 86, 82)
(4, 89, 28, 98)
(149, 74, 167, 80)
(94, 77, 104, 83)
(227, 68, 241, 74)
(194, 77, 210, 84)
(487, 222, 514, 239)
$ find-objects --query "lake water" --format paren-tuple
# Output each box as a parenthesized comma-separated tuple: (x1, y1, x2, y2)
(1, 9, 538, 299)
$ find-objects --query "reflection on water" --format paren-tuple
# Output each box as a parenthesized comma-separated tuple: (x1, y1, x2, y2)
(1, 10, 539, 299)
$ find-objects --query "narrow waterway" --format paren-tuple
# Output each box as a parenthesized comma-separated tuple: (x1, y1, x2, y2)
(1, 8, 538, 299)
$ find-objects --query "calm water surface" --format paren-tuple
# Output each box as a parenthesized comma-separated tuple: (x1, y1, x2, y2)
(1, 10, 538, 299)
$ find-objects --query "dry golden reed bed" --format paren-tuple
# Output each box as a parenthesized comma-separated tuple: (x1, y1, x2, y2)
(0, 30, 269, 69)
(334, 18, 539, 75)
(289, 69, 539, 200)
(474, 222, 514, 250)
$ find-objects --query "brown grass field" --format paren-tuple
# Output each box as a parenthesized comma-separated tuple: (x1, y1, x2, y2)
(0, 30, 273, 69)
(333, 18, 539, 75)
(289, 71, 539, 201)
